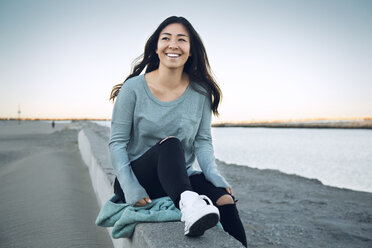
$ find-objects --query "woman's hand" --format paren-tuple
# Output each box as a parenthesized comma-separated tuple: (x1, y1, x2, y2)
(226, 187, 233, 195)
(135, 197, 152, 206)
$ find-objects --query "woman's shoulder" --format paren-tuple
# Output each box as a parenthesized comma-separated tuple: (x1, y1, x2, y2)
(124, 74, 144, 87)
(189, 81, 210, 100)
(120, 74, 145, 92)
(115, 75, 145, 102)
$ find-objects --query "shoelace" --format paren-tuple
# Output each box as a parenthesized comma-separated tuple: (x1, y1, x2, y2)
(181, 194, 212, 209)
(181, 195, 213, 221)
(198, 195, 213, 206)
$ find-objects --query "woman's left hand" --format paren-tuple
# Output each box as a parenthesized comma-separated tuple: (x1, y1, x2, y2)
(226, 187, 233, 195)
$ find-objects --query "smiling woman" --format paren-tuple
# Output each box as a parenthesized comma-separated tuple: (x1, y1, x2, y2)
(109, 16, 221, 115)
(105, 16, 247, 247)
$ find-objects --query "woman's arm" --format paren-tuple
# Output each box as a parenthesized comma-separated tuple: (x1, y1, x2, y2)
(194, 96, 232, 190)
(109, 82, 148, 205)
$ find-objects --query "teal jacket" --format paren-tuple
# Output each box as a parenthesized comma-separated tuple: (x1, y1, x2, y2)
(96, 195, 181, 238)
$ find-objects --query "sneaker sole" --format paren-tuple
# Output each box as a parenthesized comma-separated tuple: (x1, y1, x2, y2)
(185, 212, 219, 237)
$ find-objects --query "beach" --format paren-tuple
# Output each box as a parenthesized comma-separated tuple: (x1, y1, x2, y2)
(216, 159, 372, 247)
(1, 120, 372, 248)
(0, 121, 112, 247)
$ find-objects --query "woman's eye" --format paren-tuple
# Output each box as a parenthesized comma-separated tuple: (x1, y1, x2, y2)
(161, 37, 169, 40)
(179, 39, 186, 42)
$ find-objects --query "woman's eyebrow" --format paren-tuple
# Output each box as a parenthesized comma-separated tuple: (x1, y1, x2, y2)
(161, 32, 189, 37)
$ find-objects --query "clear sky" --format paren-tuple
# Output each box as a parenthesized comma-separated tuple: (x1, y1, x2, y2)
(1, 0, 371, 122)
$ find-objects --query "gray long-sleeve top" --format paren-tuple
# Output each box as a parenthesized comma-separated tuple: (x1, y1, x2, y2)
(109, 74, 231, 205)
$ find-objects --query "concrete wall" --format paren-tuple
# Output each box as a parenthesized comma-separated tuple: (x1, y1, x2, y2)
(78, 122, 243, 248)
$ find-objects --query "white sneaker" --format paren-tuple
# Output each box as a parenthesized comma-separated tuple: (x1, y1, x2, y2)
(179, 191, 220, 237)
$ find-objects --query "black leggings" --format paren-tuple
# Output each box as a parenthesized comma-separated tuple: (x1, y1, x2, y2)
(114, 137, 247, 247)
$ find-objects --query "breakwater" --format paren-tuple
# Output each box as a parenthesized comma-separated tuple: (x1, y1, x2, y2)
(77, 122, 243, 248)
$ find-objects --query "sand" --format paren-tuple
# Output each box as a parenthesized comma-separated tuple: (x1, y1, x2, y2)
(216, 159, 372, 248)
(2, 120, 371, 248)
(0, 121, 112, 247)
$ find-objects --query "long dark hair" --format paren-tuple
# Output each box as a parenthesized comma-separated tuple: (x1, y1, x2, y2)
(110, 16, 222, 116)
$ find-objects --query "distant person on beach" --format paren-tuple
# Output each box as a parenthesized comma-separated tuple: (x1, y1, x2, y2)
(51, 121, 55, 128)
(108, 16, 247, 247)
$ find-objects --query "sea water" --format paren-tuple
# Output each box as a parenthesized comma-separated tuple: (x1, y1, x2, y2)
(211, 127, 372, 193)
(94, 121, 372, 193)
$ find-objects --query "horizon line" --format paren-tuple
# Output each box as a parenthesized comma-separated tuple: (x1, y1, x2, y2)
(1, 116, 371, 124)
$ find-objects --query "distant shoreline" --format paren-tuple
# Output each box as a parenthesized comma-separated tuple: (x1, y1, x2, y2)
(212, 119, 372, 129)
(0, 118, 111, 121)
(2, 117, 372, 129)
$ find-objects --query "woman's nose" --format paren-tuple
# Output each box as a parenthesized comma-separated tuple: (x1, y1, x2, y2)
(168, 40, 178, 49)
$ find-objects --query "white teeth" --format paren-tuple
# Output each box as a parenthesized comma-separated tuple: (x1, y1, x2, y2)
(167, 53, 180, 57)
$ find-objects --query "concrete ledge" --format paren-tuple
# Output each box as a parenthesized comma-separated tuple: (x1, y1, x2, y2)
(78, 122, 243, 248)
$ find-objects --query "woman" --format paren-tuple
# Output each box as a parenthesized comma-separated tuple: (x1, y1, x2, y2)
(109, 16, 247, 247)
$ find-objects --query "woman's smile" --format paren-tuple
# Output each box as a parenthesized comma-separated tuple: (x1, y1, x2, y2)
(166, 53, 182, 58)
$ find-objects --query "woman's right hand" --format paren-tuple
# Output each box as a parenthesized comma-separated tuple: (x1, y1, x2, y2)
(135, 196, 152, 206)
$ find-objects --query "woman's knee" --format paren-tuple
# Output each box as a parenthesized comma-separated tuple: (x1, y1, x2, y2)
(216, 194, 235, 206)
(159, 136, 178, 144)
(159, 136, 183, 149)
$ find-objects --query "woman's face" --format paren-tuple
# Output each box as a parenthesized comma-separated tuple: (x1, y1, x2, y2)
(156, 23, 191, 71)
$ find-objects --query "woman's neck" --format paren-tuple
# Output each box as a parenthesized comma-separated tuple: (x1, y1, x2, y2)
(154, 66, 187, 89)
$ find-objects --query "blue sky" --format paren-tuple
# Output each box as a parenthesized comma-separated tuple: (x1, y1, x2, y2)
(1, 0, 371, 122)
